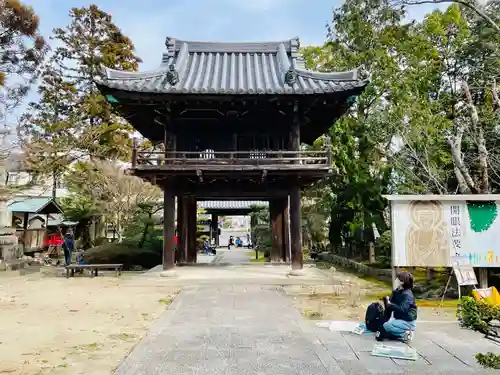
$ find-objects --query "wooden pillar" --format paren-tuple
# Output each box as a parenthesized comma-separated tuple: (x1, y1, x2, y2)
(163, 189, 176, 271)
(269, 199, 282, 263)
(282, 196, 290, 263)
(22, 212, 29, 252)
(289, 105, 302, 269)
(211, 214, 219, 246)
(290, 186, 303, 270)
(276, 198, 285, 263)
(177, 196, 187, 264)
(290, 109, 300, 154)
(186, 196, 197, 264)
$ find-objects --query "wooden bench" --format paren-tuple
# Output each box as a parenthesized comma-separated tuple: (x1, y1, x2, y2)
(65, 264, 123, 278)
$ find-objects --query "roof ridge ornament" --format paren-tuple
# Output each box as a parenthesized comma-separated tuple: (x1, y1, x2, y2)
(284, 68, 297, 86)
(167, 64, 179, 85)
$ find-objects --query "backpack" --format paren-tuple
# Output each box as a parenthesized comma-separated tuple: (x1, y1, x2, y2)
(365, 302, 384, 332)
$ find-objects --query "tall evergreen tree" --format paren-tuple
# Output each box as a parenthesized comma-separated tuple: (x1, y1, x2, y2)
(22, 4, 141, 181)
(0, 0, 45, 123)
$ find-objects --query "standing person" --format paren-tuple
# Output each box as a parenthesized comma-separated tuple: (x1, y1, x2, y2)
(375, 271, 418, 343)
(228, 235, 234, 250)
(62, 230, 75, 266)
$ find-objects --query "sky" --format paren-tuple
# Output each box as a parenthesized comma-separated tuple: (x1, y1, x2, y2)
(23, 0, 447, 71)
(7, 0, 446, 130)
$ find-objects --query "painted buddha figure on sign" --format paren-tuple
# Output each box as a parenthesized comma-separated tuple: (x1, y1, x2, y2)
(406, 201, 450, 266)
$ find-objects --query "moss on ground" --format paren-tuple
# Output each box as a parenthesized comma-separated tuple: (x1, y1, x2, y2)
(248, 251, 265, 262)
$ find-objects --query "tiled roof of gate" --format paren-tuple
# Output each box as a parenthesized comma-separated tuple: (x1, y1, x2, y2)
(99, 37, 369, 95)
(198, 201, 268, 210)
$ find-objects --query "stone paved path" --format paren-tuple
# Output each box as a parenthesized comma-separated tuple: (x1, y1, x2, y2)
(214, 247, 252, 264)
(114, 281, 499, 375)
(115, 251, 499, 375)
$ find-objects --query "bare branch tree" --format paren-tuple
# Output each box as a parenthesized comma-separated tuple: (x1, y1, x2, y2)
(393, 0, 500, 32)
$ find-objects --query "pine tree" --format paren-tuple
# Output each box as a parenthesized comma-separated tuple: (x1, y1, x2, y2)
(22, 4, 141, 179)
(0, 0, 45, 123)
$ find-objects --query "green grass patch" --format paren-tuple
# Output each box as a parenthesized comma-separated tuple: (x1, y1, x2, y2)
(357, 274, 392, 287)
(302, 308, 324, 319)
(159, 298, 173, 306)
(248, 250, 265, 262)
(416, 299, 460, 308)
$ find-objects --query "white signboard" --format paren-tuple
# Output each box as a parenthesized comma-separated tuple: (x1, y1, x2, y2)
(453, 264, 478, 286)
(392, 200, 500, 267)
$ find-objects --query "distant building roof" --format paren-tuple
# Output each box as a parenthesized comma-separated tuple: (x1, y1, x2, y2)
(8, 197, 63, 214)
(46, 214, 78, 226)
(198, 200, 268, 210)
(99, 37, 368, 95)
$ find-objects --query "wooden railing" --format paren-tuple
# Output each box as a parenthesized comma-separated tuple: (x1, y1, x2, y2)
(132, 149, 332, 168)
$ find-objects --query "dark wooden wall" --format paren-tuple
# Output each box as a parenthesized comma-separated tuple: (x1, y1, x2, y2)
(174, 119, 291, 152)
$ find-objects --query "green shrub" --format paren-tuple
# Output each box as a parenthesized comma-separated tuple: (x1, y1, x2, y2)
(475, 352, 500, 369)
(460, 297, 500, 369)
(460, 296, 500, 333)
(93, 237, 109, 246)
(197, 235, 209, 250)
(376, 230, 391, 258)
(82, 243, 161, 270)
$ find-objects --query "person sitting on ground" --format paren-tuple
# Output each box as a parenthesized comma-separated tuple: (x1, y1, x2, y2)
(203, 240, 211, 255)
(376, 271, 417, 343)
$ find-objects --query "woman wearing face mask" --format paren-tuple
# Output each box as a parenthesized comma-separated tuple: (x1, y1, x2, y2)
(376, 271, 417, 343)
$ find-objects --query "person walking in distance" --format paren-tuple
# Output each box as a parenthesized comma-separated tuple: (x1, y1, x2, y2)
(62, 230, 75, 266)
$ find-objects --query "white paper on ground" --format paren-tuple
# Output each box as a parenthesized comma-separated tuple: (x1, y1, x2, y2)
(315, 322, 331, 328)
(328, 321, 362, 332)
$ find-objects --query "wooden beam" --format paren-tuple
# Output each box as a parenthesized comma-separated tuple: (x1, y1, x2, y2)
(290, 185, 303, 270)
(163, 189, 176, 270)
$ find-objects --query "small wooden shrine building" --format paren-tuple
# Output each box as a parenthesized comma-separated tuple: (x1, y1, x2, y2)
(97, 37, 368, 271)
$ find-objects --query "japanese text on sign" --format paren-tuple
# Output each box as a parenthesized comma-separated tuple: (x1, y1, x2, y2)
(450, 205, 462, 256)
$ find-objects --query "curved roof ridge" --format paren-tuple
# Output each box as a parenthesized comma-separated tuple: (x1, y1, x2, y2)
(103, 65, 169, 81)
(293, 66, 364, 82)
(165, 36, 301, 53)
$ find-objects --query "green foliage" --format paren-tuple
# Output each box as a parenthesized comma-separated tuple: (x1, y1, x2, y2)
(60, 193, 101, 222)
(22, 4, 142, 181)
(475, 352, 500, 370)
(376, 230, 392, 259)
(303, 1, 500, 263)
(460, 296, 500, 333)
(93, 237, 108, 246)
(249, 207, 271, 252)
(83, 242, 160, 270)
(0, 0, 46, 121)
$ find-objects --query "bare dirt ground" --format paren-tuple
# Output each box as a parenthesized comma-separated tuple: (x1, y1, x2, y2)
(283, 267, 458, 322)
(0, 270, 179, 375)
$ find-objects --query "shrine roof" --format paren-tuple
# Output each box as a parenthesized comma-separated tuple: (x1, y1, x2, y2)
(99, 37, 368, 96)
(198, 200, 268, 210)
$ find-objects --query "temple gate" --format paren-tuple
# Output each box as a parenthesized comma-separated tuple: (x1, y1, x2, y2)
(97, 37, 368, 271)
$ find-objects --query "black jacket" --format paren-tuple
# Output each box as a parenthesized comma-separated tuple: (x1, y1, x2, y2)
(388, 288, 417, 322)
